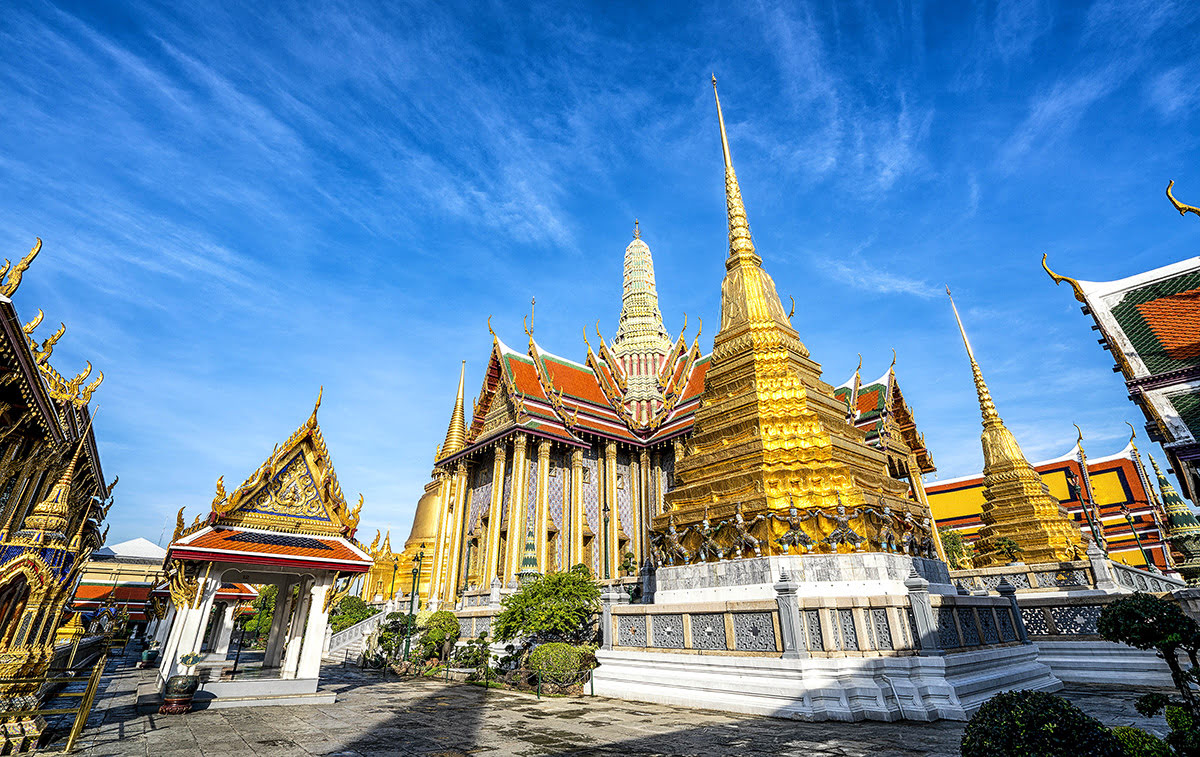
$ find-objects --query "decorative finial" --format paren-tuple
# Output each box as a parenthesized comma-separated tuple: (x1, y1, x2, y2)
(1041, 254, 1088, 304)
(1166, 180, 1200, 219)
(712, 74, 758, 265)
(0, 238, 41, 298)
(633, 219, 640, 239)
(1074, 423, 1084, 447)
(947, 287, 1000, 423)
(1126, 421, 1137, 446)
(890, 348, 898, 371)
(531, 297, 535, 335)
(787, 295, 795, 319)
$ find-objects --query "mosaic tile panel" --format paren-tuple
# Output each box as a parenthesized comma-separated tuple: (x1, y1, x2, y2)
(467, 466, 494, 535)
(804, 610, 823, 651)
(690, 613, 727, 650)
(499, 459, 513, 529)
(1037, 569, 1087, 588)
(906, 608, 918, 649)
(978, 608, 999, 644)
(616, 456, 633, 538)
(998, 608, 1017, 642)
(934, 608, 960, 648)
(474, 616, 491, 638)
(1117, 569, 1136, 588)
(652, 614, 684, 649)
(982, 572, 1030, 589)
(838, 609, 858, 651)
(871, 609, 892, 650)
(733, 612, 776, 652)
(1021, 607, 1049, 636)
(618, 615, 647, 647)
(957, 608, 980, 646)
(548, 457, 565, 570)
(1049, 605, 1102, 635)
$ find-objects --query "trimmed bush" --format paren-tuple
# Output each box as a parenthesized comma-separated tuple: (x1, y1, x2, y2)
(418, 610, 461, 660)
(961, 690, 1124, 757)
(1165, 705, 1200, 757)
(1111, 726, 1172, 757)
(527, 642, 589, 685)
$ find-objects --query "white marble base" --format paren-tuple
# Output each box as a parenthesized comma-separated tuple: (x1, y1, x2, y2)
(1034, 640, 1178, 688)
(592, 645, 1060, 722)
(653, 554, 953, 604)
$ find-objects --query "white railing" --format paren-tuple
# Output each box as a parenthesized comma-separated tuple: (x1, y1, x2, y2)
(1111, 561, 1185, 593)
(328, 610, 387, 653)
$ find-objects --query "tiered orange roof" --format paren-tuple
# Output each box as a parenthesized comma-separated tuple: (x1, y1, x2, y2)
(443, 329, 708, 461)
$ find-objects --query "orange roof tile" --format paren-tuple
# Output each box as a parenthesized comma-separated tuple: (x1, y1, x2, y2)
(1137, 287, 1200, 361)
(170, 527, 372, 572)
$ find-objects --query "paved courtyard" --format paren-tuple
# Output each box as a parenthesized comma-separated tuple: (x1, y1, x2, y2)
(59, 655, 1168, 757)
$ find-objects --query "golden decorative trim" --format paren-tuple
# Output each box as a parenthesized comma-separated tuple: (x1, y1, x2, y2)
(1167, 180, 1200, 219)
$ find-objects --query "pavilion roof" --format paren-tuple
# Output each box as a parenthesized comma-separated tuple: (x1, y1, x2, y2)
(167, 525, 372, 573)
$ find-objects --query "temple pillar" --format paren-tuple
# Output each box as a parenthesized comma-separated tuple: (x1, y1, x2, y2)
(281, 577, 313, 679)
(604, 441, 619, 581)
(570, 449, 584, 569)
(906, 454, 946, 562)
(504, 434, 529, 583)
(428, 473, 452, 605)
(160, 573, 220, 686)
(296, 574, 333, 680)
(535, 439, 551, 572)
(639, 449, 651, 563)
(152, 605, 175, 647)
(483, 443, 508, 583)
(263, 578, 295, 668)
(213, 602, 237, 657)
(442, 463, 470, 605)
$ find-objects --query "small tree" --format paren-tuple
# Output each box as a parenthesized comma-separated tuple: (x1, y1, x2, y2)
(619, 551, 637, 577)
(939, 528, 966, 569)
(418, 610, 461, 661)
(493, 564, 600, 644)
(1098, 592, 1199, 754)
(993, 537, 1023, 563)
(242, 584, 277, 641)
(961, 690, 1124, 757)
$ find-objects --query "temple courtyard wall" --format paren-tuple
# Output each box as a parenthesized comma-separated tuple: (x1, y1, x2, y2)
(453, 552, 1194, 723)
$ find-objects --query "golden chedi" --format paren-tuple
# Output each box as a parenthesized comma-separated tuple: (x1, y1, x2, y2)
(947, 291, 1085, 566)
(656, 78, 934, 559)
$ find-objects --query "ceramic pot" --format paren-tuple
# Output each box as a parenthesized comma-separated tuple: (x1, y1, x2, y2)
(158, 674, 199, 715)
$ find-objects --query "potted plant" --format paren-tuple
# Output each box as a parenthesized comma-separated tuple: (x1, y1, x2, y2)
(159, 652, 203, 714)
(139, 642, 160, 668)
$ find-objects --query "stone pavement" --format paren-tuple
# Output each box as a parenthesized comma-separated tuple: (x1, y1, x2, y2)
(57, 655, 1169, 757)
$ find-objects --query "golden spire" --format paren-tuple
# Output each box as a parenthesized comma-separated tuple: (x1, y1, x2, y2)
(712, 74, 760, 269)
(24, 435, 87, 537)
(947, 287, 999, 424)
(439, 361, 467, 459)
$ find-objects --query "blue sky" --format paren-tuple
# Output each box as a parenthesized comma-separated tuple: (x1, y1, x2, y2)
(2, 0, 1199, 546)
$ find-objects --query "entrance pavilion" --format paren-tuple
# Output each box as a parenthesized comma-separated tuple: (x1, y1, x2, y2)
(157, 395, 372, 708)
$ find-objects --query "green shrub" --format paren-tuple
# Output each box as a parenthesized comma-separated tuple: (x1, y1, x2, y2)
(330, 596, 379, 633)
(527, 642, 589, 685)
(961, 690, 1124, 757)
(418, 610, 460, 661)
(1111, 726, 1172, 757)
(493, 565, 600, 643)
(1165, 705, 1200, 756)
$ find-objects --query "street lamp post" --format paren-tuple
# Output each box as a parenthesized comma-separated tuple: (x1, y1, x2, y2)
(602, 504, 611, 581)
(402, 546, 425, 660)
(389, 556, 399, 603)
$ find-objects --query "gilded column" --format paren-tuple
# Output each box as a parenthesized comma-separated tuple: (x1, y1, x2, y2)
(428, 473, 453, 602)
(570, 448, 584, 569)
(906, 454, 947, 562)
(604, 441, 619, 580)
(504, 434, 529, 583)
(535, 439, 551, 572)
(442, 463, 470, 604)
(639, 449, 651, 563)
(483, 443, 508, 583)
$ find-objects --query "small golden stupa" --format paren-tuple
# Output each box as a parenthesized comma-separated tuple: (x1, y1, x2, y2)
(947, 291, 1086, 565)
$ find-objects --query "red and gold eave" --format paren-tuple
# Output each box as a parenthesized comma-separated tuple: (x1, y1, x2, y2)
(442, 331, 708, 464)
(832, 367, 936, 474)
(167, 526, 372, 573)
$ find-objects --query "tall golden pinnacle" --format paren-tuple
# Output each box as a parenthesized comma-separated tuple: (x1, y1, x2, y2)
(947, 288, 1085, 566)
(656, 79, 927, 560)
(24, 436, 87, 538)
(438, 361, 467, 459)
